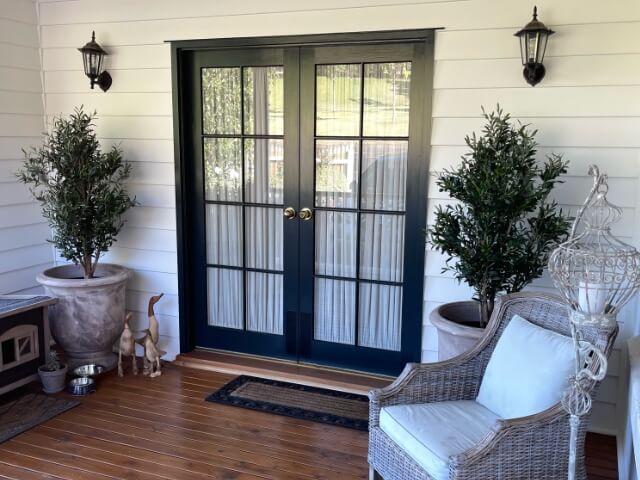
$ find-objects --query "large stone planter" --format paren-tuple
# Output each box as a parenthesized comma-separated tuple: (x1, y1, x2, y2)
(430, 301, 485, 361)
(36, 264, 131, 371)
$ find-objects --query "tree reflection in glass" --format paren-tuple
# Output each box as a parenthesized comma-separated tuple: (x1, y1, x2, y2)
(204, 138, 241, 201)
(202, 68, 241, 135)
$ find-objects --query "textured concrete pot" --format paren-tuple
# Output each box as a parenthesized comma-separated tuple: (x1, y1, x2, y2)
(38, 364, 68, 394)
(430, 301, 485, 361)
(37, 264, 131, 371)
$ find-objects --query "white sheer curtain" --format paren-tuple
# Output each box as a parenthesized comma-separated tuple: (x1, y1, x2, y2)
(315, 279, 356, 345)
(358, 283, 402, 351)
(360, 214, 405, 282)
(313, 62, 410, 351)
(208, 268, 243, 329)
(315, 210, 357, 344)
(361, 141, 407, 211)
(206, 66, 284, 335)
(206, 204, 242, 266)
(247, 272, 283, 334)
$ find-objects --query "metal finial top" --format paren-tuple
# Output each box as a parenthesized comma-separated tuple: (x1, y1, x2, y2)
(91, 31, 95, 42)
(570, 164, 621, 236)
(533, 6, 538, 20)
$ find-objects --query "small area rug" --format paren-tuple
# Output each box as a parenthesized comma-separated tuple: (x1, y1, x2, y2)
(0, 393, 79, 443)
(206, 375, 369, 431)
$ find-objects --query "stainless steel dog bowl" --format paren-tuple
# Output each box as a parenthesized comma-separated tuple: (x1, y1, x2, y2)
(67, 376, 96, 396)
(73, 364, 104, 377)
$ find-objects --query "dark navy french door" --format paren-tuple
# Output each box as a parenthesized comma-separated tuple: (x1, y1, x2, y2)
(174, 32, 433, 375)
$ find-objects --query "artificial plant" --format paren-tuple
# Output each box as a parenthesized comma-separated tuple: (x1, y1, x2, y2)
(18, 107, 136, 279)
(43, 351, 63, 372)
(428, 106, 571, 327)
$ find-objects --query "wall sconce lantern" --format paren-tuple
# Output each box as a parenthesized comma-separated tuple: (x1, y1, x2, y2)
(514, 6, 554, 86)
(78, 31, 112, 92)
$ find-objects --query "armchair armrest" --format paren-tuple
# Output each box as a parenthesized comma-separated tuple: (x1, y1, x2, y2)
(448, 404, 572, 478)
(368, 353, 486, 427)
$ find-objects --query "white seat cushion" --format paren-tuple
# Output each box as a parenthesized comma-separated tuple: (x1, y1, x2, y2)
(380, 400, 500, 480)
(476, 314, 575, 419)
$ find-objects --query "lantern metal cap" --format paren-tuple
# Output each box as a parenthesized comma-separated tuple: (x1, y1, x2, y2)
(78, 31, 109, 56)
(514, 6, 555, 38)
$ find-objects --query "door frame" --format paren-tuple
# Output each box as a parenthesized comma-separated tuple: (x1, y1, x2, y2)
(170, 29, 436, 365)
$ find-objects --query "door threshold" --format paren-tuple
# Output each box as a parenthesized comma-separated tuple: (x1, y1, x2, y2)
(174, 348, 393, 395)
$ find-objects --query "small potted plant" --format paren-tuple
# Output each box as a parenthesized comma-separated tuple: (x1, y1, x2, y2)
(428, 106, 571, 359)
(18, 107, 136, 371)
(38, 351, 68, 394)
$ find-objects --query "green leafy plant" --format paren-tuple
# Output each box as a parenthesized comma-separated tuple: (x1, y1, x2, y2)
(43, 351, 62, 371)
(428, 106, 571, 327)
(18, 107, 136, 279)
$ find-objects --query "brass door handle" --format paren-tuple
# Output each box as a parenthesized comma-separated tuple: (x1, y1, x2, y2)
(299, 208, 313, 221)
(283, 207, 297, 219)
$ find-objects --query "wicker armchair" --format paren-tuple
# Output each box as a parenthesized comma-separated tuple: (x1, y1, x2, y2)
(368, 292, 618, 480)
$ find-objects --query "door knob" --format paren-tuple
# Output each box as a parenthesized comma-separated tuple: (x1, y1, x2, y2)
(299, 208, 313, 221)
(283, 207, 297, 219)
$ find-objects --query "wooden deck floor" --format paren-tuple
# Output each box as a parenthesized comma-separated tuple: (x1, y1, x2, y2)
(0, 362, 617, 479)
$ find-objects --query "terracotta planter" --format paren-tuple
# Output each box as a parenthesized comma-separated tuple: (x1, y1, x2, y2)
(38, 364, 68, 394)
(430, 301, 484, 361)
(37, 264, 131, 371)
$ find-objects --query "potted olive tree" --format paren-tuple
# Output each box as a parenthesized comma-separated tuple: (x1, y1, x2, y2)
(38, 351, 67, 394)
(428, 107, 571, 360)
(19, 107, 136, 371)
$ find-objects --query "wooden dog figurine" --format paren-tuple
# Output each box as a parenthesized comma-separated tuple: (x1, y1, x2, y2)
(118, 312, 138, 377)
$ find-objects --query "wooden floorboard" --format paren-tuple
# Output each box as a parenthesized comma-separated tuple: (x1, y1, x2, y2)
(0, 361, 618, 479)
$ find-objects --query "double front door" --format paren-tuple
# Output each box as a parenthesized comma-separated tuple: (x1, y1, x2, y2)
(178, 34, 432, 375)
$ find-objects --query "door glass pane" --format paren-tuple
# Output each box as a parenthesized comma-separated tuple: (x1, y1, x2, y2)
(315, 140, 359, 208)
(206, 204, 242, 266)
(244, 66, 284, 135)
(244, 139, 284, 204)
(314, 278, 355, 345)
(204, 138, 242, 201)
(363, 62, 411, 137)
(202, 67, 241, 134)
(358, 283, 402, 351)
(316, 64, 361, 137)
(315, 211, 357, 277)
(208, 268, 243, 329)
(361, 141, 408, 211)
(360, 214, 405, 282)
(245, 206, 283, 270)
(246, 272, 283, 334)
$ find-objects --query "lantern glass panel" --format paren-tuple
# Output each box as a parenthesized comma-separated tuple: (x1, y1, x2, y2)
(89, 52, 102, 76)
(538, 35, 549, 63)
(519, 36, 527, 66)
(82, 54, 89, 76)
(526, 32, 540, 63)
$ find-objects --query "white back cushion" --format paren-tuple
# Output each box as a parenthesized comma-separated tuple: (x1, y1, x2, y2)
(476, 314, 575, 419)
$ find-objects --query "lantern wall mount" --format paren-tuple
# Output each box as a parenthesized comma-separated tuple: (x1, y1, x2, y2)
(514, 6, 555, 87)
(78, 31, 112, 92)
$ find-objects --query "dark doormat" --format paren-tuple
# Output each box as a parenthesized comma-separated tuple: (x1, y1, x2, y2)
(206, 375, 369, 431)
(0, 393, 79, 443)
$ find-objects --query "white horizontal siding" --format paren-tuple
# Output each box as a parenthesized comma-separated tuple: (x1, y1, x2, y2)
(425, 3, 640, 437)
(36, 0, 640, 436)
(0, 0, 49, 295)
